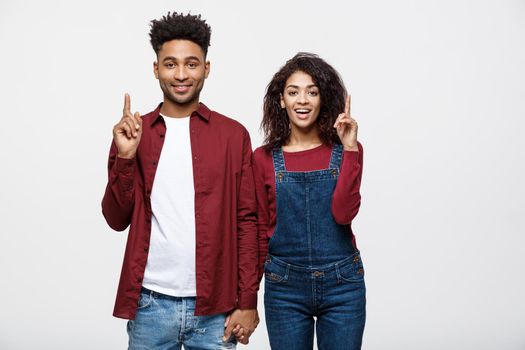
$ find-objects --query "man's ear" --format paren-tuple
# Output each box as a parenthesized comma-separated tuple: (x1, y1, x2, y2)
(204, 60, 210, 79)
(153, 61, 159, 79)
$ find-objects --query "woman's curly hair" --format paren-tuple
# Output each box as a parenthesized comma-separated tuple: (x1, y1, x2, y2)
(149, 12, 211, 57)
(262, 52, 347, 151)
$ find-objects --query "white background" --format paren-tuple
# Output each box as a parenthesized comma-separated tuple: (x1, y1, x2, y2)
(1, 0, 524, 349)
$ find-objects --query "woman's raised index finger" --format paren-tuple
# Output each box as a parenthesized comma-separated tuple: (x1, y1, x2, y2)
(345, 94, 351, 116)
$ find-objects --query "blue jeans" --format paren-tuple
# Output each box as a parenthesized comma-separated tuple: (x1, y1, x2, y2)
(127, 288, 236, 350)
(264, 254, 366, 350)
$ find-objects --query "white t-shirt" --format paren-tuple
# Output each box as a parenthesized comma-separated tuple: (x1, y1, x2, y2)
(142, 114, 196, 296)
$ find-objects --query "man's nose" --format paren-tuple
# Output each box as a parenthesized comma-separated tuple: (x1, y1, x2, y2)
(174, 66, 188, 81)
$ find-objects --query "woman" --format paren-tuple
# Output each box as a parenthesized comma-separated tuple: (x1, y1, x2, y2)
(253, 53, 366, 349)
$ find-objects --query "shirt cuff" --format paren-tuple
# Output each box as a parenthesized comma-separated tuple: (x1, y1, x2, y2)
(238, 292, 258, 310)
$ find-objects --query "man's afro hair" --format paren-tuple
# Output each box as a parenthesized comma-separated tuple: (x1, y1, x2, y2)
(149, 12, 211, 56)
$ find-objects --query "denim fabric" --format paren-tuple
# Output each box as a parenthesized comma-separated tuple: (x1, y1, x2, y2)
(269, 144, 356, 266)
(127, 288, 236, 350)
(265, 145, 366, 350)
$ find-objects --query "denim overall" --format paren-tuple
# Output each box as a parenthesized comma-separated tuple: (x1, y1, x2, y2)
(264, 144, 366, 350)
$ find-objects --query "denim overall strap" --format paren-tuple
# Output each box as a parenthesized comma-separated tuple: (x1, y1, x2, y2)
(271, 148, 286, 173)
(328, 143, 344, 169)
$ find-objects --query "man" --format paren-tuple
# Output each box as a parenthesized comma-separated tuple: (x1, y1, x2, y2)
(101, 12, 259, 349)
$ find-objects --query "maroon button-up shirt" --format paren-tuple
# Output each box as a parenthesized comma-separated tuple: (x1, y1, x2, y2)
(101, 103, 258, 319)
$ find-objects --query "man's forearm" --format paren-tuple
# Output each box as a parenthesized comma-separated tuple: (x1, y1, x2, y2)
(101, 142, 136, 231)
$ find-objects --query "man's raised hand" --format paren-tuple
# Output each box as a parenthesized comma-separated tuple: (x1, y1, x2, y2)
(113, 93, 143, 159)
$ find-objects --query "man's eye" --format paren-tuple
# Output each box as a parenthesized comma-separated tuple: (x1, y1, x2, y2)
(188, 63, 197, 68)
(166, 63, 175, 68)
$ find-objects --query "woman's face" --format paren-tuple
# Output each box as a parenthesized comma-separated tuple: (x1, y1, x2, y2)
(280, 71, 321, 133)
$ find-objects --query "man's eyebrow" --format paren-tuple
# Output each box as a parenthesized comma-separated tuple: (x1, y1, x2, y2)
(162, 56, 202, 62)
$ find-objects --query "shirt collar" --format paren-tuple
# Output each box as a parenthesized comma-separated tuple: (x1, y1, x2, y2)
(149, 102, 211, 127)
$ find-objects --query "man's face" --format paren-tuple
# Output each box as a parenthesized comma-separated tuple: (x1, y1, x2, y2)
(154, 39, 210, 106)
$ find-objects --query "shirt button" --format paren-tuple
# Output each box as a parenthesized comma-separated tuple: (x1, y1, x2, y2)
(144, 246, 149, 252)
(193, 156, 197, 160)
(160, 134, 164, 138)
(137, 277, 142, 283)
(191, 129, 195, 133)
(153, 160, 157, 166)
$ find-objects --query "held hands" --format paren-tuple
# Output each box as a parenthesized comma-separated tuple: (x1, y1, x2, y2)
(113, 93, 143, 159)
(333, 95, 359, 151)
(223, 309, 259, 345)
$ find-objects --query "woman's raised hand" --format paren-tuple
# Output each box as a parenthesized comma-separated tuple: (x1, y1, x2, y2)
(333, 95, 358, 151)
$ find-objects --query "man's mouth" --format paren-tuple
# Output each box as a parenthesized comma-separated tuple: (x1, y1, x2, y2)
(172, 84, 192, 93)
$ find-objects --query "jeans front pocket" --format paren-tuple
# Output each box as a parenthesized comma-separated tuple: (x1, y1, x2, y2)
(137, 290, 154, 310)
(336, 254, 365, 283)
(264, 258, 290, 284)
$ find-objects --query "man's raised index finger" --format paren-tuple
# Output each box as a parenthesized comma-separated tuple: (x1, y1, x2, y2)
(123, 93, 131, 115)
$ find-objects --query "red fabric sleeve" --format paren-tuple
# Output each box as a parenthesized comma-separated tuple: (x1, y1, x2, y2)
(101, 140, 136, 232)
(253, 148, 271, 282)
(331, 142, 364, 225)
(236, 129, 259, 309)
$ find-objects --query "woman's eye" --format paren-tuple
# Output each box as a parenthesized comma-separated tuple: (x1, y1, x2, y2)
(309, 91, 319, 96)
(288, 91, 298, 96)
